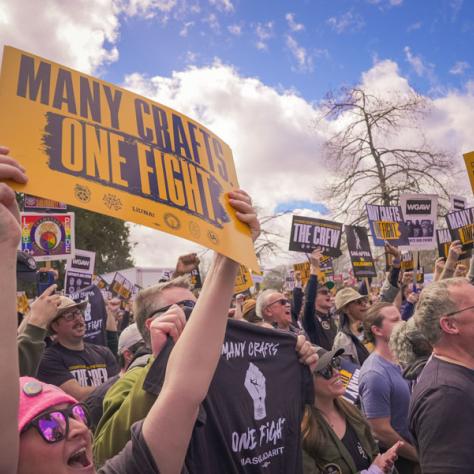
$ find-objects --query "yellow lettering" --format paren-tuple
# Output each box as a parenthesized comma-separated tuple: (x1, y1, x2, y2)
(164, 155, 186, 206)
(61, 117, 83, 172)
(136, 143, 154, 195)
(181, 162, 203, 214)
(152, 149, 168, 201)
(85, 124, 110, 181)
(108, 133, 128, 187)
(195, 167, 215, 221)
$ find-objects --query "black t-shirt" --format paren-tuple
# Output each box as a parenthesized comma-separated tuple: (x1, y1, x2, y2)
(184, 319, 314, 473)
(341, 422, 371, 471)
(316, 311, 338, 351)
(71, 285, 108, 346)
(99, 421, 161, 474)
(409, 356, 474, 474)
(37, 342, 119, 388)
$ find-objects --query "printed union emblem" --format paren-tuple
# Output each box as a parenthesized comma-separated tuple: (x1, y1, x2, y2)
(207, 230, 219, 245)
(164, 213, 181, 230)
(103, 193, 122, 211)
(74, 184, 91, 203)
(188, 221, 201, 238)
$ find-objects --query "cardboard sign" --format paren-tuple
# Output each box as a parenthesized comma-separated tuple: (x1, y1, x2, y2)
(399, 194, 437, 250)
(17, 292, 30, 314)
(345, 225, 376, 278)
(339, 358, 360, 405)
(64, 271, 93, 295)
(233, 265, 253, 294)
(293, 262, 310, 286)
(190, 267, 202, 289)
(319, 255, 334, 282)
(401, 251, 415, 272)
(463, 151, 474, 195)
(0, 46, 258, 270)
(110, 272, 133, 300)
(68, 249, 96, 274)
(436, 228, 472, 260)
(23, 194, 67, 212)
(445, 207, 474, 250)
(93, 274, 109, 290)
(450, 195, 466, 211)
(366, 204, 409, 247)
(20, 212, 75, 261)
(289, 215, 342, 257)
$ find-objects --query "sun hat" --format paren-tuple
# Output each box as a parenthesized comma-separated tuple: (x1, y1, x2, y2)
(18, 377, 77, 433)
(334, 287, 364, 311)
(117, 323, 143, 355)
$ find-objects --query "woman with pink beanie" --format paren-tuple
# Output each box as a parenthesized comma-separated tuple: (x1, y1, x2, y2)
(0, 146, 261, 473)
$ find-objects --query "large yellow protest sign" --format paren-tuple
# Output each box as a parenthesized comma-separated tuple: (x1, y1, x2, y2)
(233, 265, 253, 294)
(0, 46, 258, 270)
(463, 151, 474, 194)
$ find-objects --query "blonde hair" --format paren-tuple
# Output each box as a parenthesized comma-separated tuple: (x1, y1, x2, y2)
(389, 319, 432, 367)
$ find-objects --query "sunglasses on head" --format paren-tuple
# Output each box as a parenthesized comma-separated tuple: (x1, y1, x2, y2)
(22, 403, 90, 444)
(60, 309, 84, 321)
(148, 299, 196, 319)
(315, 356, 342, 380)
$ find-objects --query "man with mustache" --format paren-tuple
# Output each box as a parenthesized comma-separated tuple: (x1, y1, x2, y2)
(37, 296, 119, 400)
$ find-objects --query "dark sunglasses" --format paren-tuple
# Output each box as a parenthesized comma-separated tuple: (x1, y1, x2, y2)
(315, 356, 342, 380)
(22, 403, 90, 443)
(60, 309, 84, 321)
(148, 299, 196, 319)
(266, 298, 290, 309)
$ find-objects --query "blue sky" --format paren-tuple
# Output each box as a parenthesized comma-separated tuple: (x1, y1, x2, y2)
(2, 0, 474, 266)
(104, 0, 473, 102)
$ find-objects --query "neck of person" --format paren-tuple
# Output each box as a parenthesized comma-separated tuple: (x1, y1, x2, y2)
(433, 340, 474, 370)
(277, 320, 290, 331)
(349, 317, 362, 337)
(314, 394, 338, 416)
(374, 339, 395, 363)
(315, 304, 329, 316)
(57, 335, 85, 351)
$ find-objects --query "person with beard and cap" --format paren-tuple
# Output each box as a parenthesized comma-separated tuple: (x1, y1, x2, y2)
(359, 302, 419, 473)
(37, 296, 119, 401)
(302, 347, 402, 474)
(302, 248, 337, 351)
(332, 287, 371, 366)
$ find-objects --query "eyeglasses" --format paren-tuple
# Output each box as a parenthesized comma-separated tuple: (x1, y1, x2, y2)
(60, 309, 84, 321)
(148, 299, 196, 319)
(314, 356, 342, 380)
(354, 298, 368, 306)
(22, 403, 90, 443)
(266, 298, 290, 309)
(445, 304, 474, 317)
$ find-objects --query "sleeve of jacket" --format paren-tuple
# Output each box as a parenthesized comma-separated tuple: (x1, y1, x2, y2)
(302, 449, 322, 474)
(17, 323, 47, 377)
(380, 267, 400, 303)
(468, 255, 474, 284)
(292, 286, 303, 323)
(302, 275, 318, 344)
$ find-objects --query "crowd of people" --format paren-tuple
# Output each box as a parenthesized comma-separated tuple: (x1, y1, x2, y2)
(1, 144, 474, 473)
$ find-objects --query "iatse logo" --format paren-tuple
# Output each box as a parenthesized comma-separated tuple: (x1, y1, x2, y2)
(406, 200, 431, 214)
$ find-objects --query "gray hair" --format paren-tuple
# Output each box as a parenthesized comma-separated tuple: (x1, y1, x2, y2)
(134, 275, 190, 347)
(413, 277, 467, 345)
(255, 289, 278, 318)
(389, 319, 432, 367)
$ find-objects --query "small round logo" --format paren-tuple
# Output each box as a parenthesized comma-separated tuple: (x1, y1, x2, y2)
(74, 184, 91, 203)
(321, 321, 331, 330)
(164, 213, 181, 230)
(207, 230, 219, 245)
(188, 221, 201, 238)
(103, 194, 122, 211)
(323, 464, 342, 474)
(23, 380, 43, 397)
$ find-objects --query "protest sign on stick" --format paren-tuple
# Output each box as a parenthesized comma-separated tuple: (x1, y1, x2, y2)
(23, 194, 67, 212)
(289, 215, 342, 257)
(436, 227, 472, 260)
(20, 212, 75, 261)
(344, 225, 376, 278)
(0, 46, 258, 270)
(233, 265, 253, 294)
(445, 208, 474, 251)
(366, 204, 410, 247)
(110, 272, 133, 300)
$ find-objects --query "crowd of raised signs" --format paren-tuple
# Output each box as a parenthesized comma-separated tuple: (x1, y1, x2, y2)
(2, 145, 474, 474)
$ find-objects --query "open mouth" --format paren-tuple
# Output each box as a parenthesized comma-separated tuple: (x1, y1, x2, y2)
(67, 447, 91, 469)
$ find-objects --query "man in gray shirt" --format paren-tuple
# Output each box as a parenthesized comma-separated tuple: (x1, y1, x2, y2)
(358, 302, 419, 474)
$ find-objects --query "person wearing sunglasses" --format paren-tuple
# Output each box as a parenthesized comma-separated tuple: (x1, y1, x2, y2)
(332, 287, 371, 366)
(255, 289, 301, 333)
(302, 348, 402, 474)
(302, 248, 338, 351)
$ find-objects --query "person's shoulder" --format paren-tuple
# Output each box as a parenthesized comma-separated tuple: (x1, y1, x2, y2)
(84, 342, 113, 356)
(359, 353, 385, 377)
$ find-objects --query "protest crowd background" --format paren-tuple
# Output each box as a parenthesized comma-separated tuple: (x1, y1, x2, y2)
(2, 43, 474, 474)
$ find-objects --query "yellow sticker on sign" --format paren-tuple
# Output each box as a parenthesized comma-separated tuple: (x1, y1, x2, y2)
(0, 46, 258, 270)
(233, 265, 253, 294)
(373, 221, 401, 240)
(463, 151, 474, 194)
(458, 224, 474, 245)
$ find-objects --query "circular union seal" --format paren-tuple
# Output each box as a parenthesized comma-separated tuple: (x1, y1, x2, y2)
(207, 230, 219, 245)
(188, 221, 201, 238)
(164, 213, 181, 230)
(31, 217, 65, 252)
(74, 184, 91, 203)
(321, 321, 331, 330)
(323, 464, 342, 474)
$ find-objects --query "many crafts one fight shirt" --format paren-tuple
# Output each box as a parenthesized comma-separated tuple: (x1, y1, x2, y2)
(37, 342, 119, 388)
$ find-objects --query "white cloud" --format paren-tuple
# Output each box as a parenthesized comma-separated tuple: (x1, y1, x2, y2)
(228, 24, 242, 35)
(327, 10, 365, 34)
(121, 0, 177, 18)
(450, 61, 470, 75)
(407, 21, 422, 32)
(183, 50, 199, 63)
(285, 35, 313, 72)
(404, 46, 435, 81)
(179, 21, 195, 37)
(255, 21, 274, 50)
(209, 0, 234, 13)
(285, 13, 304, 32)
(204, 13, 220, 33)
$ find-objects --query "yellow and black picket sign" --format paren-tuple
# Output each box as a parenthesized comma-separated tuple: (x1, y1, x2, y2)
(373, 221, 401, 240)
(463, 151, 474, 194)
(233, 265, 253, 294)
(293, 262, 311, 285)
(0, 46, 259, 270)
(458, 223, 474, 245)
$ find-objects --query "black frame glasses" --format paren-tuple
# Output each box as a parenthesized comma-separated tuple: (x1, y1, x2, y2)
(148, 299, 196, 319)
(445, 304, 474, 317)
(22, 403, 90, 444)
(315, 356, 342, 380)
(60, 309, 84, 321)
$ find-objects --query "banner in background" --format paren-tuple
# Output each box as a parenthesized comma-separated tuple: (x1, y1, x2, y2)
(345, 225, 376, 278)
(366, 204, 409, 247)
(233, 265, 253, 294)
(399, 194, 437, 250)
(190, 268, 202, 289)
(450, 195, 466, 211)
(445, 207, 474, 250)
(110, 272, 133, 300)
(289, 215, 342, 257)
(436, 228, 472, 260)
(23, 194, 67, 212)
(20, 212, 74, 261)
(0, 46, 258, 270)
